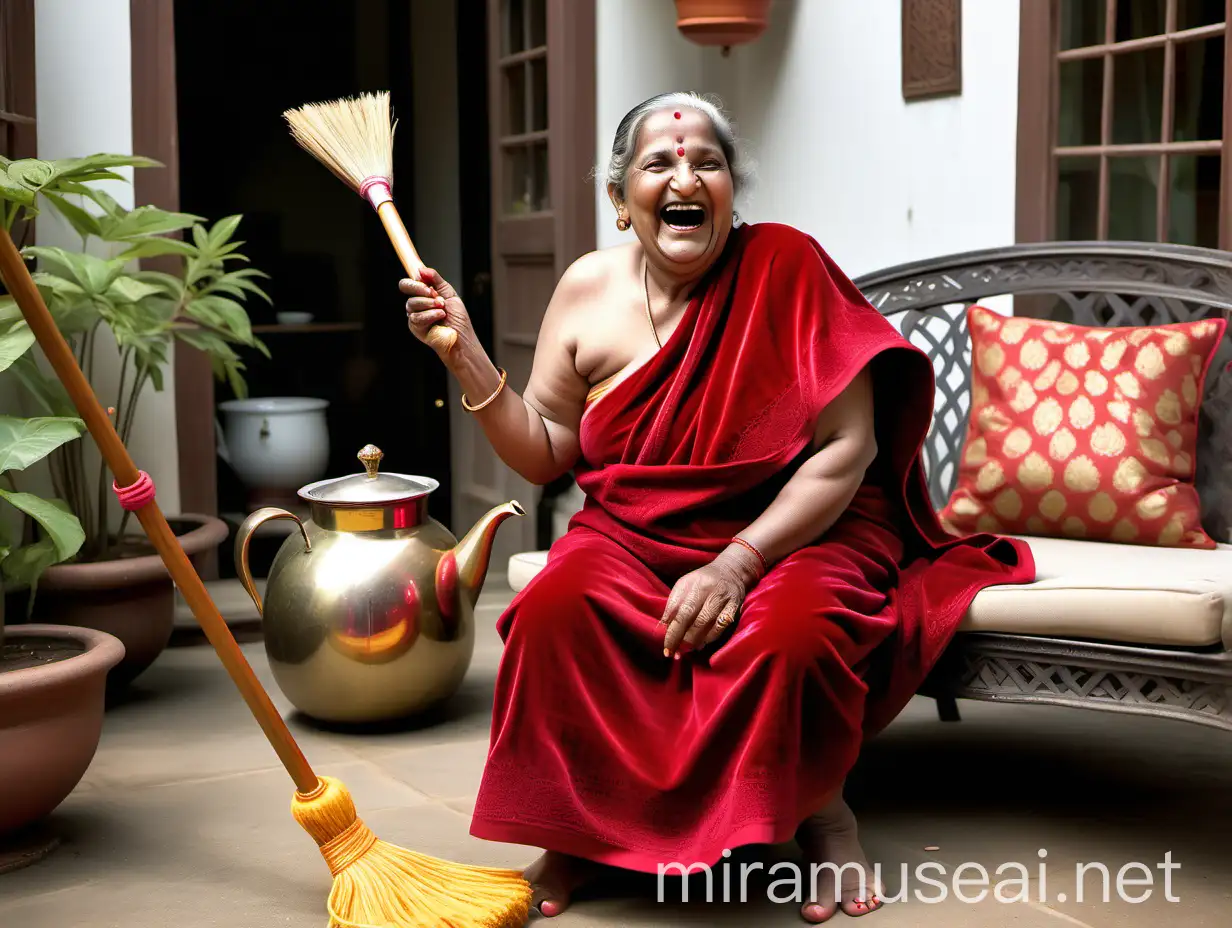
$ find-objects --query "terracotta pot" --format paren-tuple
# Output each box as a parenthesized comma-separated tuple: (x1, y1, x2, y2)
(30, 514, 229, 685)
(0, 624, 124, 838)
(675, 0, 771, 47)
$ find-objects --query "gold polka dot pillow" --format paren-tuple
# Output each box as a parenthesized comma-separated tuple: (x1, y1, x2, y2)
(939, 306, 1226, 548)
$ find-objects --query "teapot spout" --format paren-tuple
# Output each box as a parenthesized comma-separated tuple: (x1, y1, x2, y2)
(439, 500, 525, 613)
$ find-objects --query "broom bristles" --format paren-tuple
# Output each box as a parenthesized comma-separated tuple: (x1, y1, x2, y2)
(283, 91, 396, 193)
(293, 776, 532, 928)
(326, 839, 532, 928)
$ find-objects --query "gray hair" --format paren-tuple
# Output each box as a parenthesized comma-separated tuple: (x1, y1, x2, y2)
(599, 91, 754, 201)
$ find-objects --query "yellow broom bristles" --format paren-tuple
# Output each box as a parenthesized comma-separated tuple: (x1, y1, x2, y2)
(283, 92, 397, 193)
(293, 777, 532, 928)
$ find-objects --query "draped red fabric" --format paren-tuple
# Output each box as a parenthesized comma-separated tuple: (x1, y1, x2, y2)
(469, 222, 1034, 871)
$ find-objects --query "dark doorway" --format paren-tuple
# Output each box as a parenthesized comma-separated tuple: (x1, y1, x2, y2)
(173, 0, 455, 544)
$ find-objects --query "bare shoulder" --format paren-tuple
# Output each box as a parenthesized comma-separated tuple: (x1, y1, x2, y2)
(553, 245, 634, 304)
(540, 244, 636, 343)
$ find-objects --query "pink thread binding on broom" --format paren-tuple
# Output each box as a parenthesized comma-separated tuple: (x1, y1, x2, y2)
(113, 471, 156, 511)
(359, 175, 393, 210)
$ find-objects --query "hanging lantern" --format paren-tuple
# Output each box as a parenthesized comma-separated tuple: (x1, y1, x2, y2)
(674, 0, 771, 49)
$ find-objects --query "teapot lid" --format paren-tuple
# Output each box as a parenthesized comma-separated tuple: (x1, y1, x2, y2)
(298, 445, 439, 506)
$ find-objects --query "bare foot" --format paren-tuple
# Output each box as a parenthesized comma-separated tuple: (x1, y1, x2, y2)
(795, 796, 884, 922)
(521, 850, 601, 917)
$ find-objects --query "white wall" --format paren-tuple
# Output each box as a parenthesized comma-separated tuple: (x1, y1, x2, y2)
(25, 0, 182, 518)
(595, 0, 1021, 278)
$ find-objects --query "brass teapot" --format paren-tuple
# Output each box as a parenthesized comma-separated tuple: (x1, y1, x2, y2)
(234, 444, 523, 723)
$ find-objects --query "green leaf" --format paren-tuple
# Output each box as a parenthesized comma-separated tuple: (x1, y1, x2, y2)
(115, 237, 195, 261)
(0, 320, 35, 373)
(5, 354, 76, 418)
(0, 296, 19, 325)
(31, 270, 86, 299)
(1, 492, 83, 600)
(207, 214, 243, 248)
(6, 159, 58, 191)
(51, 153, 161, 179)
(41, 191, 103, 238)
(81, 185, 124, 217)
(130, 270, 185, 298)
(54, 170, 128, 186)
(24, 246, 125, 295)
(0, 167, 37, 208)
(2, 535, 60, 595)
(106, 274, 166, 304)
(202, 268, 273, 304)
(103, 205, 205, 241)
(0, 416, 85, 474)
(186, 294, 254, 342)
(0, 491, 84, 562)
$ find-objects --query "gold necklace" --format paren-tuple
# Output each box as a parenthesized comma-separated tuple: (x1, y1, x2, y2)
(643, 262, 663, 349)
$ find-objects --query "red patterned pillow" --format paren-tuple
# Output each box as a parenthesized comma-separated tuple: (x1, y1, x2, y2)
(940, 306, 1226, 549)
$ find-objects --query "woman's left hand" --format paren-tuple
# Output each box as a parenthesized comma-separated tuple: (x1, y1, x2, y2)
(660, 555, 754, 657)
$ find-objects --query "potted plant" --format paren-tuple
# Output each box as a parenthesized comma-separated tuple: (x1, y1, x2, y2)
(0, 412, 124, 870)
(0, 153, 271, 684)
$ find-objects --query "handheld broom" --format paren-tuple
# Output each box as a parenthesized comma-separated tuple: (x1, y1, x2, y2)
(282, 91, 457, 356)
(0, 233, 529, 927)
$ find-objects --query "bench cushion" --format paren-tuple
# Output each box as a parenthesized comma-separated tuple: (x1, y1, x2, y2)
(507, 535, 1232, 650)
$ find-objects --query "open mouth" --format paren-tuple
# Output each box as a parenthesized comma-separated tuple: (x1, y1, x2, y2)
(660, 202, 707, 232)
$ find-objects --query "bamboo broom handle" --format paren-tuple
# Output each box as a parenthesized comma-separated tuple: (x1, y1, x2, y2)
(375, 200, 458, 356)
(0, 226, 320, 795)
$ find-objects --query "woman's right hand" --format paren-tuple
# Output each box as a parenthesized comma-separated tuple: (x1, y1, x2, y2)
(400, 268, 471, 361)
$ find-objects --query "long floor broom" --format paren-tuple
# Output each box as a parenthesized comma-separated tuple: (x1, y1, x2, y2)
(0, 205, 529, 928)
(282, 91, 457, 357)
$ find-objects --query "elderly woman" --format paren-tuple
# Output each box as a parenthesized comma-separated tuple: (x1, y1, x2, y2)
(400, 92, 1033, 921)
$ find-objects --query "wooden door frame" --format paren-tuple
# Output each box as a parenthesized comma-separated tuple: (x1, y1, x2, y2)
(130, 1, 218, 572)
(1014, 0, 1054, 244)
(545, 0, 597, 278)
(460, 0, 595, 557)
(130, 1, 215, 508)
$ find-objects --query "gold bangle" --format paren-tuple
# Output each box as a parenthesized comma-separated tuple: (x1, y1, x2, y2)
(461, 368, 507, 412)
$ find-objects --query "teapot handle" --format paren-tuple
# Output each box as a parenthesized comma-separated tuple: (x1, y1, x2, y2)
(234, 507, 311, 617)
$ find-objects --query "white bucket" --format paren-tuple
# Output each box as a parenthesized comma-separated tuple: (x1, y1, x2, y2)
(216, 397, 330, 494)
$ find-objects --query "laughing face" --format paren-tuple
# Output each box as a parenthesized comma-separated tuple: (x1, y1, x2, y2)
(611, 107, 735, 277)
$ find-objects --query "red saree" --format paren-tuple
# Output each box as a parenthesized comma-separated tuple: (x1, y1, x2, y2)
(469, 222, 1034, 871)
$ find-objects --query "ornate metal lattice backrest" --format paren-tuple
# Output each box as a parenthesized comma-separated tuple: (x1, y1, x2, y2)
(853, 243, 1232, 532)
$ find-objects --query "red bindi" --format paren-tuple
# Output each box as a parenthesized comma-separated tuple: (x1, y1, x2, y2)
(673, 111, 681, 119)
(677, 147, 685, 156)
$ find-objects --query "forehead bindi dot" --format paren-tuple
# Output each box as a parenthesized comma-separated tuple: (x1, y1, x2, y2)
(676, 136, 684, 143)
(673, 111, 682, 119)
(677, 147, 685, 156)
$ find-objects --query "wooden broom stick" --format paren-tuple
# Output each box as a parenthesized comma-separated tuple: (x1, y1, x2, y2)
(0, 224, 531, 928)
(0, 224, 319, 794)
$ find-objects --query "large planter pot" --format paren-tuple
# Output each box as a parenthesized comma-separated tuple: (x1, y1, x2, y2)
(217, 397, 330, 510)
(29, 514, 229, 686)
(0, 623, 124, 867)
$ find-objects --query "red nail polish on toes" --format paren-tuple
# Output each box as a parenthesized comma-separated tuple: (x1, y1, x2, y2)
(539, 900, 561, 917)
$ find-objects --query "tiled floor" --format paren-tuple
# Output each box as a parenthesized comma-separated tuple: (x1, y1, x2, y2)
(2, 578, 1230, 927)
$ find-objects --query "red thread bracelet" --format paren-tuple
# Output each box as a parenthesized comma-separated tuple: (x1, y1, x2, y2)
(113, 471, 156, 511)
(731, 536, 768, 576)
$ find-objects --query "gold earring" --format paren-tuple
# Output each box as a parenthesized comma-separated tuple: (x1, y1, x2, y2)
(616, 215, 630, 231)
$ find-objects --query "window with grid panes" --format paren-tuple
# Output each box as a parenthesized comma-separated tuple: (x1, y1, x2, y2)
(499, 0, 549, 215)
(1050, 0, 1229, 247)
